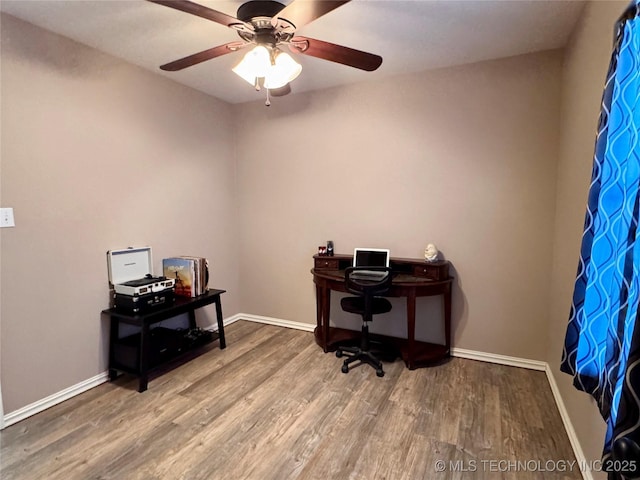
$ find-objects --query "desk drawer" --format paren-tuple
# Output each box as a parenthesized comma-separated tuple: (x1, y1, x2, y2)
(315, 258, 340, 270)
(412, 263, 449, 280)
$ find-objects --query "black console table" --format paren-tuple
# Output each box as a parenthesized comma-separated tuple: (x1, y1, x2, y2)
(102, 289, 226, 392)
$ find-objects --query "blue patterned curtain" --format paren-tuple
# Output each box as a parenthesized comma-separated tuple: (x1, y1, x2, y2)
(561, 1, 640, 478)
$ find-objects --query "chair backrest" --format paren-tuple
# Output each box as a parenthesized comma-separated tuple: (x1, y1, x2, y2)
(344, 266, 393, 297)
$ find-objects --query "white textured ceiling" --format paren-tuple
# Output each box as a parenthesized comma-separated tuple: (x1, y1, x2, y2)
(0, 0, 586, 104)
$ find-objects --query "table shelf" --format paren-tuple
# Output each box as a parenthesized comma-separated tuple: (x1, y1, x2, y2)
(102, 289, 226, 392)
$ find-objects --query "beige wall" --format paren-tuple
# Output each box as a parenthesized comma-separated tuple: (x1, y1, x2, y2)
(0, 14, 240, 412)
(235, 51, 563, 360)
(548, 0, 627, 474)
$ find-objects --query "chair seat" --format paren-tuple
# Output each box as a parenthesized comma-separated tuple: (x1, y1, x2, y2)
(340, 296, 392, 315)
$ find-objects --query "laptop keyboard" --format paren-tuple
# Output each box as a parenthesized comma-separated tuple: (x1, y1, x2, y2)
(350, 270, 388, 280)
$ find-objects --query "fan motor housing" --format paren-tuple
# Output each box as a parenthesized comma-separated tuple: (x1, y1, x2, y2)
(236, 1, 286, 22)
(236, 0, 295, 45)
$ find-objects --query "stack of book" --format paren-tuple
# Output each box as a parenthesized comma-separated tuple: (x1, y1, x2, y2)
(162, 256, 208, 297)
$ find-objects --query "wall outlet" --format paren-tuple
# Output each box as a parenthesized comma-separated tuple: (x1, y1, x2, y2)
(0, 208, 15, 228)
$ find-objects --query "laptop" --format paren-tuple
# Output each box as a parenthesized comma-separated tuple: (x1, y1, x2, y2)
(351, 248, 391, 281)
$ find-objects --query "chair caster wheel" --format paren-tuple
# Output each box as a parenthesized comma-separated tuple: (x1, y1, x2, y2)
(376, 369, 384, 377)
(341, 364, 349, 374)
(336, 350, 343, 358)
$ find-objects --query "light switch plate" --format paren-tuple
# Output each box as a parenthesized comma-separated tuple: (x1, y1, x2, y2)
(0, 208, 15, 228)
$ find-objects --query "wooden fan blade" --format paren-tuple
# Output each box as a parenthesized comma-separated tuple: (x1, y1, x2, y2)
(289, 36, 382, 72)
(273, 0, 350, 29)
(160, 42, 246, 71)
(148, 0, 253, 33)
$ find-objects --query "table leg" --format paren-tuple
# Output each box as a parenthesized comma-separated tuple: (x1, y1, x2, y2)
(444, 285, 452, 354)
(188, 310, 197, 330)
(215, 297, 226, 349)
(322, 287, 331, 352)
(406, 292, 417, 370)
(314, 284, 324, 350)
(138, 323, 150, 392)
(108, 318, 119, 381)
(316, 284, 323, 333)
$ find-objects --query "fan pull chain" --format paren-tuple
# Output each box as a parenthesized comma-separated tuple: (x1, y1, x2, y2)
(265, 88, 271, 107)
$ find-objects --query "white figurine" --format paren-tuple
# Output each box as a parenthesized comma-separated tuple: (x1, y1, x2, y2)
(424, 244, 439, 262)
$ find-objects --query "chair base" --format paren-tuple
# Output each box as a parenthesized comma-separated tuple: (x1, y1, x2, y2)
(336, 345, 385, 377)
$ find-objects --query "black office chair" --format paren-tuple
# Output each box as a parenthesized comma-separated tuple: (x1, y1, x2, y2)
(336, 266, 393, 377)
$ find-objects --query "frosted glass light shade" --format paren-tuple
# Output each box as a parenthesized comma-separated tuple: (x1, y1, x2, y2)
(264, 52, 302, 89)
(232, 46, 302, 89)
(232, 45, 270, 85)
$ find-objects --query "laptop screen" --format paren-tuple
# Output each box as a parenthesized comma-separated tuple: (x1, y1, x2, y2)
(353, 248, 390, 268)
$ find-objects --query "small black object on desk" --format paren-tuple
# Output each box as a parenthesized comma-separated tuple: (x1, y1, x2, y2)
(327, 240, 334, 256)
(102, 289, 226, 392)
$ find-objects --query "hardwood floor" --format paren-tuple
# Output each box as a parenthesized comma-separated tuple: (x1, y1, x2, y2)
(0, 321, 581, 479)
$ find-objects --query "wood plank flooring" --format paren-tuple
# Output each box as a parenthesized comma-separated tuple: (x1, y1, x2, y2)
(0, 321, 582, 479)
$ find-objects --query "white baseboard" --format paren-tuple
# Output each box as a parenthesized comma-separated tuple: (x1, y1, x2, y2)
(235, 313, 316, 332)
(207, 313, 242, 330)
(3, 371, 110, 428)
(544, 365, 592, 480)
(451, 347, 547, 371)
(1, 313, 589, 480)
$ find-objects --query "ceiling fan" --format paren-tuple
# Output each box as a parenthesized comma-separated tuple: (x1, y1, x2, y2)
(148, 0, 383, 100)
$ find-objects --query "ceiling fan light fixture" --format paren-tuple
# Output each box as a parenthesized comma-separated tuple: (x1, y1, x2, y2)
(233, 44, 301, 90)
(264, 51, 302, 89)
(232, 45, 271, 85)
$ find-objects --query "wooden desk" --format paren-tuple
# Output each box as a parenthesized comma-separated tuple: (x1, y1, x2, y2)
(312, 254, 452, 369)
(102, 289, 226, 392)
